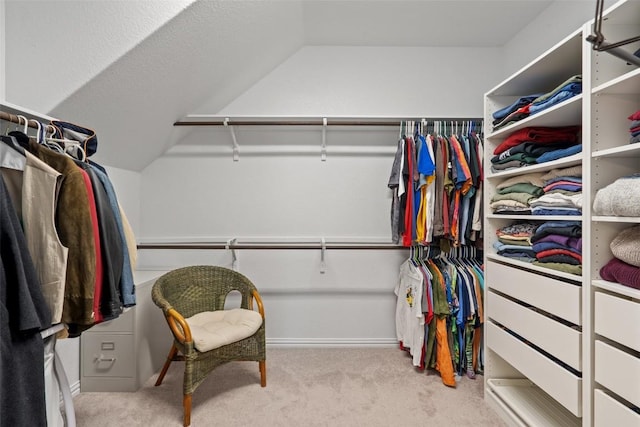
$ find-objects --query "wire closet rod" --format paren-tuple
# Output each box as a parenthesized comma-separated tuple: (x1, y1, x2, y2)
(173, 116, 482, 127)
(0, 110, 47, 129)
(137, 242, 407, 250)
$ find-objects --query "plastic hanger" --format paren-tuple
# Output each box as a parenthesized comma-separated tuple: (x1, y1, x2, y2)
(0, 118, 26, 169)
(0, 134, 25, 157)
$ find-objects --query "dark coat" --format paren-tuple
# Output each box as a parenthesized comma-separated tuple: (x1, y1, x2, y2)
(0, 171, 51, 426)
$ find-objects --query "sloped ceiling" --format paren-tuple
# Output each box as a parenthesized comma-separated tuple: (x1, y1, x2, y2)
(48, 0, 305, 171)
(5, 0, 555, 171)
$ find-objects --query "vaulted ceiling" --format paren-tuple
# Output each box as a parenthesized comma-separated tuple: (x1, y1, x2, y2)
(4, 0, 564, 170)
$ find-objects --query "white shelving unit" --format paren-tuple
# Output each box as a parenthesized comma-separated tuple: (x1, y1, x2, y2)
(588, 1, 640, 426)
(483, 1, 640, 426)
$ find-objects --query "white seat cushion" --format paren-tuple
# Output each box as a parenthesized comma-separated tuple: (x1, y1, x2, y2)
(185, 308, 263, 352)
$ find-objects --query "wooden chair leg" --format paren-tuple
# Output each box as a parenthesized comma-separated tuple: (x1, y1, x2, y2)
(183, 393, 192, 427)
(259, 360, 266, 387)
(155, 344, 178, 386)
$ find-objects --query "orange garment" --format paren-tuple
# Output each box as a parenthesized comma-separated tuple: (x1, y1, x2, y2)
(449, 135, 473, 196)
(473, 326, 483, 372)
(450, 190, 461, 245)
(416, 185, 427, 243)
(435, 316, 456, 387)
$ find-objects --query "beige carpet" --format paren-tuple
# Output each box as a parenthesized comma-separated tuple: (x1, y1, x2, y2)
(73, 348, 506, 426)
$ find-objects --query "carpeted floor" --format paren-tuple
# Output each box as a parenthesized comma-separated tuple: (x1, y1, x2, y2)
(73, 347, 506, 426)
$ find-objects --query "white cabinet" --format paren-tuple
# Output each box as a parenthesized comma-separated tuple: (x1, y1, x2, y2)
(80, 271, 170, 392)
(483, 1, 640, 425)
(483, 26, 587, 426)
(588, 0, 640, 424)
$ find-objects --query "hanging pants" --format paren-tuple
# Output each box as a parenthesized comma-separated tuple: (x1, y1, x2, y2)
(435, 316, 456, 387)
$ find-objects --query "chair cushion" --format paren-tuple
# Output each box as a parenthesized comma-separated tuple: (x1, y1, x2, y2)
(185, 308, 263, 352)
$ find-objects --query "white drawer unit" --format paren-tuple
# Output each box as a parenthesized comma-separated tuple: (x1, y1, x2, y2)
(486, 321, 582, 416)
(488, 291, 582, 370)
(80, 271, 172, 392)
(594, 389, 640, 426)
(82, 333, 135, 378)
(594, 291, 640, 353)
(486, 260, 581, 325)
(595, 340, 640, 408)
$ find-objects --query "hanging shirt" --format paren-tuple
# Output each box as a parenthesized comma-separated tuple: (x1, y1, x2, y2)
(0, 172, 51, 427)
(394, 260, 425, 367)
(388, 139, 404, 244)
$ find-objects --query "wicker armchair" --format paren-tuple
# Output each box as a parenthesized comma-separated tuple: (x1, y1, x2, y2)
(151, 266, 266, 426)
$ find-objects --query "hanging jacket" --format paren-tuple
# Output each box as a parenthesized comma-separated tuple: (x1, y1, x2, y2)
(76, 162, 124, 321)
(27, 140, 97, 327)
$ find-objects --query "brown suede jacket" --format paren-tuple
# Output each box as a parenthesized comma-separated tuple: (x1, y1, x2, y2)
(29, 140, 96, 327)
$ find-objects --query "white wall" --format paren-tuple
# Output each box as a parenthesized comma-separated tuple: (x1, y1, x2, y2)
(141, 45, 499, 345)
(140, 130, 406, 344)
(213, 46, 503, 117)
(104, 166, 142, 238)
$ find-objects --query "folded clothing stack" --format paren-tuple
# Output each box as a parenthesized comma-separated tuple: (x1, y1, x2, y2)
(492, 75, 582, 131)
(530, 221, 582, 275)
(491, 126, 581, 173)
(530, 165, 582, 216)
(490, 172, 546, 215)
(494, 222, 539, 262)
(593, 173, 640, 217)
(528, 75, 582, 116)
(492, 94, 543, 130)
(600, 225, 640, 290)
(630, 110, 640, 144)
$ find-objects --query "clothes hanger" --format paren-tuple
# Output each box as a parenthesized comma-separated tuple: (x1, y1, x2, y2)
(0, 133, 25, 157)
(7, 115, 32, 150)
(0, 115, 25, 156)
(37, 122, 67, 155)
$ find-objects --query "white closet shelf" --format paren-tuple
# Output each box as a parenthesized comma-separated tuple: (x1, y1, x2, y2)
(485, 28, 583, 97)
(592, 67, 640, 95)
(593, 279, 640, 300)
(487, 379, 581, 427)
(592, 143, 640, 159)
(486, 153, 583, 180)
(487, 214, 583, 221)
(486, 253, 583, 282)
(486, 95, 582, 141)
(592, 215, 640, 223)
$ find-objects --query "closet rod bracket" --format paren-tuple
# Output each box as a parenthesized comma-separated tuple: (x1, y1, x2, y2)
(224, 118, 240, 161)
(321, 117, 327, 161)
(226, 238, 238, 270)
(320, 237, 327, 273)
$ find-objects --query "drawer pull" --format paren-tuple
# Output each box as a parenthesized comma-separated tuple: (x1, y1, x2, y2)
(94, 354, 116, 364)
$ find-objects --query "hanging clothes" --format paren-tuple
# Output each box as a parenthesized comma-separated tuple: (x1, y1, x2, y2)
(0, 170, 52, 426)
(0, 139, 69, 325)
(27, 138, 98, 329)
(388, 121, 484, 247)
(395, 244, 484, 387)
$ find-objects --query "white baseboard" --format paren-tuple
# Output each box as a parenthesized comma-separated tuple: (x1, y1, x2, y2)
(266, 337, 398, 348)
